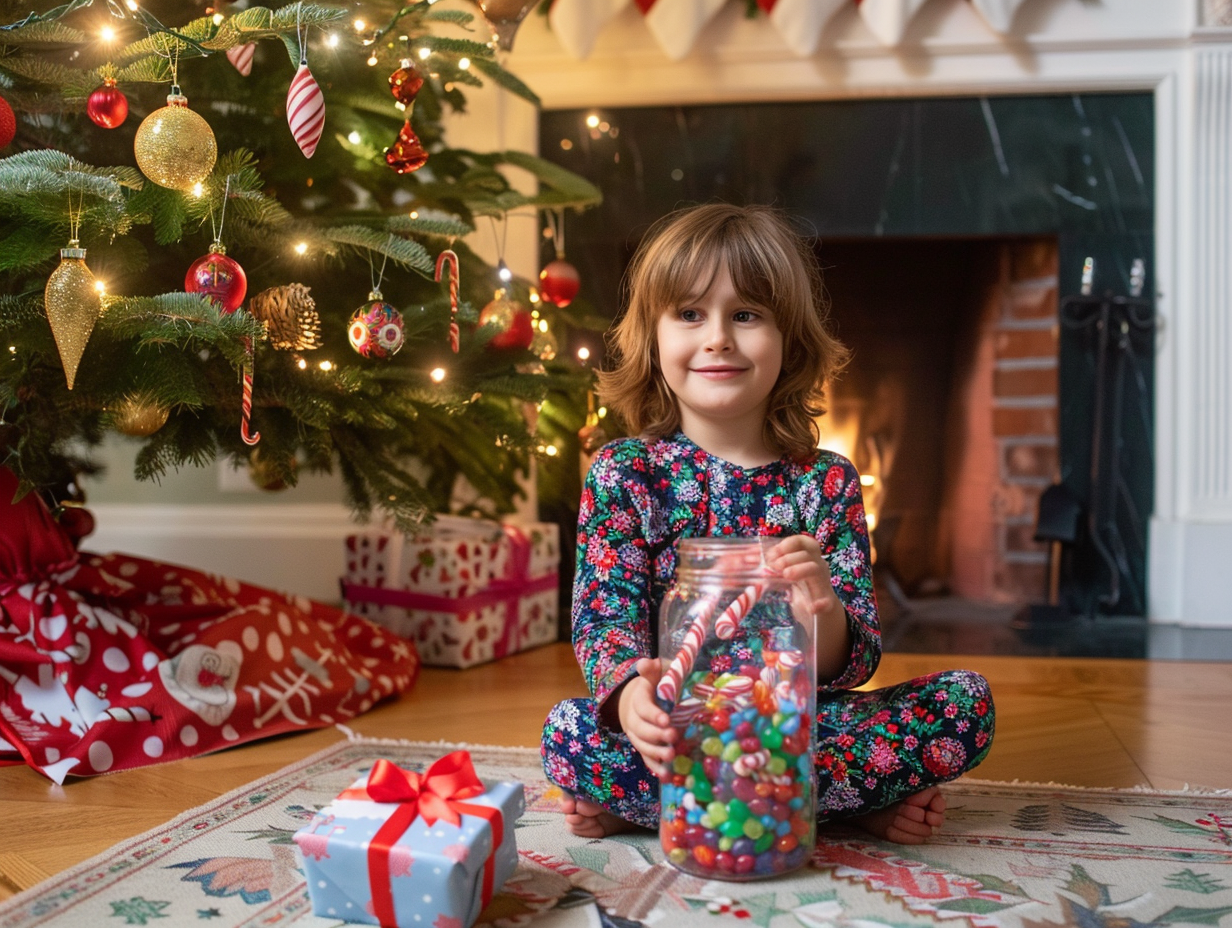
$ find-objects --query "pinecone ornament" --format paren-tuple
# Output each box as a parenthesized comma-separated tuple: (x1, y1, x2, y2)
(248, 283, 322, 351)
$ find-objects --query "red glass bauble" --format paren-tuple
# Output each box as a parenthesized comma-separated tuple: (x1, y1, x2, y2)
(539, 257, 580, 307)
(0, 94, 15, 148)
(389, 61, 424, 105)
(185, 248, 247, 313)
(86, 80, 128, 129)
(479, 294, 534, 352)
(385, 121, 428, 174)
(58, 505, 96, 547)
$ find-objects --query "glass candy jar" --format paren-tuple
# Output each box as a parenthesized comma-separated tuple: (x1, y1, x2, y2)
(657, 537, 817, 879)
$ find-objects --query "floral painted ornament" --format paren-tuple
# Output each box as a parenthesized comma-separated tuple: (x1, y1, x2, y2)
(348, 291, 405, 359)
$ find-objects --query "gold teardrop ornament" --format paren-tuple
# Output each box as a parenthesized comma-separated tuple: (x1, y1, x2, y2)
(44, 243, 102, 390)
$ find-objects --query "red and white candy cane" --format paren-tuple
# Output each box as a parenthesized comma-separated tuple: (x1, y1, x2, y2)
(241, 337, 260, 445)
(435, 248, 460, 352)
(714, 580, 764, 639)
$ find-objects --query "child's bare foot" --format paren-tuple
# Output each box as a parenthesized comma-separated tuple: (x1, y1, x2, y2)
(559, 794, 636, 838)
(851, 786, 946, 845)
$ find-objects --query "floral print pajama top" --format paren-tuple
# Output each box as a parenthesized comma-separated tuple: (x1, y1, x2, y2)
(541, 434, 994, 829)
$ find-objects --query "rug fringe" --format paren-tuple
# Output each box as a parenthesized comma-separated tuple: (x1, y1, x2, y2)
(956, 775, 1232, 797)
(334, 725, 543, 761)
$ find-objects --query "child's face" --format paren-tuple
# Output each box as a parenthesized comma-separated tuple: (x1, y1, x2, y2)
(655, 262, 783, 436)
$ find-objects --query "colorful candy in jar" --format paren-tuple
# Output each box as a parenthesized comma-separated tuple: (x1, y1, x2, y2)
(659, 643, 815, 878)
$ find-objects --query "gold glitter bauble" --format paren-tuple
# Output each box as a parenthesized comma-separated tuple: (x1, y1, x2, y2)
(530, 324, 558, 361)
(134, 93, 217, 190)
(112, 395, 170, 437)
(44, 244, 101, 390)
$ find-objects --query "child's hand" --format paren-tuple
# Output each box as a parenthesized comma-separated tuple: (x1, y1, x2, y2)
(766, 534, 850, 678)
(617, 658, 678, 779)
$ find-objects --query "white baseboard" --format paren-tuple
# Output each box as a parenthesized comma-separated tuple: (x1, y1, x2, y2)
(85, 504, 359, 604)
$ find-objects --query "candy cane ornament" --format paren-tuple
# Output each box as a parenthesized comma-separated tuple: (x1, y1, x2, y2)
(240, 337, 260, 445)
(435, 248, 460, 352)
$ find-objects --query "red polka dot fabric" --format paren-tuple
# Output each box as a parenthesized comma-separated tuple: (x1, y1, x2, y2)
(0, 468, 419, 783)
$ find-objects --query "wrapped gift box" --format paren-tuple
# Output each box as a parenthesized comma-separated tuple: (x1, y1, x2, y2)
(342, 516, 560, 668)
(294, 753, 525, 928)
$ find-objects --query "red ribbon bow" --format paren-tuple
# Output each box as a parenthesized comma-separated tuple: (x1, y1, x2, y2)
(340, 752, 504, 928)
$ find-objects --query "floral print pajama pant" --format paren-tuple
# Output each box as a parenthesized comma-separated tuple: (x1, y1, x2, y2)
(541, 669, 995, 830)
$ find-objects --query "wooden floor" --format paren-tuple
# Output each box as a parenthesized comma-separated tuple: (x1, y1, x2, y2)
(3, 643, 1231, 901)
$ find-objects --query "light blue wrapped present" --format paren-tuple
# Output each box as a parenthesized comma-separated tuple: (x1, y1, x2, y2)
(294, 752, 524, 928)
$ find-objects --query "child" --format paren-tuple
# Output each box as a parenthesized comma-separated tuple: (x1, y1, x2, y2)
(541, 203, 994, 846)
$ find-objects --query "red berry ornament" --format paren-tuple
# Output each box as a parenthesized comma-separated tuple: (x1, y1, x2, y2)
(539, 257, 580, 307)
(186, 245, 247, 313)
(86, 79, 128, 129)
(479, 292, 534, 352)
(386, 121, 428, 174)
(0, 94, 15, 148)
(389, 60, 424, 105)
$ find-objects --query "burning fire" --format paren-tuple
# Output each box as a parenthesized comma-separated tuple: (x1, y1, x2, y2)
(816, 405, 884, 561)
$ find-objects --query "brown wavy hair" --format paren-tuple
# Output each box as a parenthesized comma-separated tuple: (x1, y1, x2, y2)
(598, 203, 849, 460)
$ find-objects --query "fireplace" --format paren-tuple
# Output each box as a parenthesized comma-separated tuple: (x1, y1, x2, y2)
(535, 90, 1154, 623)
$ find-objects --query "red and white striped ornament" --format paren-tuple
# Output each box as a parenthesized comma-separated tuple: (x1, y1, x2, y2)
(286, 61, 325, 158)
(226, 42, 256, 76)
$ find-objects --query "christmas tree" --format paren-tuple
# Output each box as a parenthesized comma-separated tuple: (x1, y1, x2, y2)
(0, 0, 602, 532)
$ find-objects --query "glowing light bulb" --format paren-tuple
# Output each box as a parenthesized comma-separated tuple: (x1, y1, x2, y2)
(598, 406, 607, 418)
(211, 13, 223, 25)
(577, 347, 591, 362)
(546, 444, 559, 457)
(319, 360, 333, 371)
(860, 474, 876, 487)
(497, 261, 512, 282)
(348, 130, 361, 144)
(353, 18, 366, 31)
(94, 280, 106, 294)
(458, 57, 470, 70)
(430, 367, 446, 383)
(326, 33, 340, 48)
(538, 319, 548, 332)
(190, 182, 204, 197)
(586, 113, 600, 129)
(297, 358, 307, 369)
(367, 54, 378, 66)
(100, 26, 116, 41)
(294, 242, 308, 255)
(418, 47, 430, 60)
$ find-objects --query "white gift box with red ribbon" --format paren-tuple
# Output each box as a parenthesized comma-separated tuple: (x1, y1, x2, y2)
(342, 516, 560, 668)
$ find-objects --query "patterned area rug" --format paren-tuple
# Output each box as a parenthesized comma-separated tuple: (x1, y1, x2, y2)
(2, 738, 1231, 928)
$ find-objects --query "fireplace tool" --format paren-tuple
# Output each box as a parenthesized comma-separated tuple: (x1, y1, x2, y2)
(1020, 256, 1153, 626)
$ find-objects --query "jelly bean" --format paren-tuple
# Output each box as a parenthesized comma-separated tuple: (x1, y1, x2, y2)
(754, 781, 775, 799)
(776, 834, 799, 853)
(701, 737, 724, 756)
(714, 783, 733, 803)
(739, 664, 761, 679)
(686, 809, 702, 824)
(771, 801, 791, 821)
(775, 820, 792, 836)
(673, 755, 692, 775)
(749, 798, 771, 818)
(668, 848, 689, 865)
(703, 756, 722, 781)
(789, 797, 804, 810)
(739, 736, 761, 754)
(791, 815, 812, 837)
(735, 854, 756, 874)
(774, 784, 794, 803)
(780, 714, 801, 735)
(761, 729, 784, 750)
(716, 851, 736, 872)
(731, 777, 757, 803)
(711, 710, 731, 733)
(718, 836, 734, 852)
(706, 801, 728, 824)
(720, 730, 735, 744)
(721, 742, 743, 763)
(728, 799, 750, 822)
(693, 780, 713, 804)
(742, 818, 764, 840)
(732, 837, 755, 857)
(719, 820, 745, 838)
(767, 757, 788, 776)
(755, 851, 776, 874)
(735, 721, 754, 739)
(682, 792, 697, 811)
(693, 844, 717, 868)
(754, 830, 775, 854)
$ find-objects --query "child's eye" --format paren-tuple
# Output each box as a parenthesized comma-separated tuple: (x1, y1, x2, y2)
(733, 309, 759, 323)
(678, 308, 701, 322)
